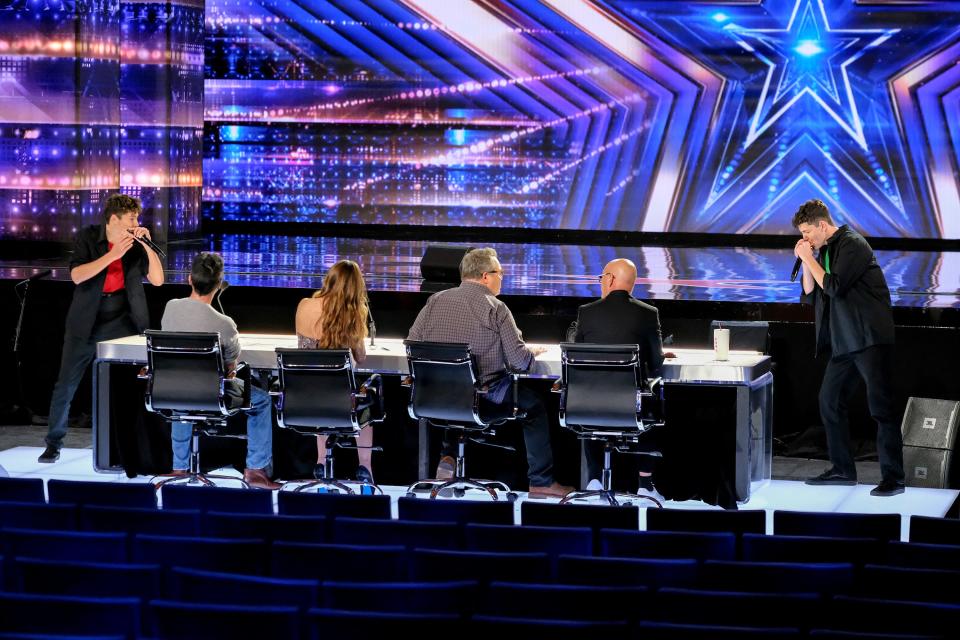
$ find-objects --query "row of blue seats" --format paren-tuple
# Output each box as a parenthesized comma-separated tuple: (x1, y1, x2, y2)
(3, 480, 958, 543)
(0, 588, 956, 639)
(4, 555, 960, 608)
(3, 516, 960, 570)
(2, 540, 960, 596)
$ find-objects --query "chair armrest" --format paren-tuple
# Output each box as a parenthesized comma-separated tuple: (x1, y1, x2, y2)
(645, 377, 663, 394)
(357, 373, 382, 398)
(235, 362, 252, 410)
(357, 373, 385, 423)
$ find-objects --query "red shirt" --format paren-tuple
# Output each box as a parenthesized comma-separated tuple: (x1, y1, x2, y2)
(102, 243, 125, 293)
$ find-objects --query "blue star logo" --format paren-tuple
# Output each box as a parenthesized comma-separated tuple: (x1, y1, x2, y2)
(724, 0, 898, 149)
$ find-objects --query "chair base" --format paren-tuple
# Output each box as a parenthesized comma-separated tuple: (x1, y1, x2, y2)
(151, 472, 250, 490)
(560, 489, 662, 508)
(288, 477, 382, 495)
(407, 477, 514, 501)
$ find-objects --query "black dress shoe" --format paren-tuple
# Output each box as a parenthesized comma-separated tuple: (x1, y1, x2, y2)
(805, 468, 856, 486)
(870, 479, 905, 497)
(37, 445, 60, 463)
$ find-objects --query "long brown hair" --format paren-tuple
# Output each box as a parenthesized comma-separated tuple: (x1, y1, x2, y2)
(312, 260, 368, 349)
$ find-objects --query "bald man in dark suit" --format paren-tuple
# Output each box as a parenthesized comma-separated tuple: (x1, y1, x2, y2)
(573, 258, 670, 498)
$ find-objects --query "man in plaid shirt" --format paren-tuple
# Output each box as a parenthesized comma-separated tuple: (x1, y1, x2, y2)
(408, 248, 573, 498)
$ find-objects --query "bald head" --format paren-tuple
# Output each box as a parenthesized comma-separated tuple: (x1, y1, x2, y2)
(601, 258, 637, 298)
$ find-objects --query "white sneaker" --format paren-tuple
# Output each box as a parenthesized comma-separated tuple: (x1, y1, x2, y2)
(637, 485, 665, 504)
(586, 478, 603, 491)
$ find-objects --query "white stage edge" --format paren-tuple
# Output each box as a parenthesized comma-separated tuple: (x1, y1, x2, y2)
(2, 446, 955, 542)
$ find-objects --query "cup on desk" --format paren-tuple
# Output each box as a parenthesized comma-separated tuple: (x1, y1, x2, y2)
(714, 327, 730, 361)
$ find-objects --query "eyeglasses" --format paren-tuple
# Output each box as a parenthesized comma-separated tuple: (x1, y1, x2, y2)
(485, 269, 504, 278)
(597, 272, 612, 282)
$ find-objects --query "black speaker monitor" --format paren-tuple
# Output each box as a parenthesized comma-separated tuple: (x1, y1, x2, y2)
(901, 397, 960, 450)
(420, 245, 472, 283)
(903, 446, 953, 489)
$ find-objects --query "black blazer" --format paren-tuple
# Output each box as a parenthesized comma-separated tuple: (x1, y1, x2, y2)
(573, 290, 665, 378)
(799, 225, 894, 357)
(65, 224, 150, 340)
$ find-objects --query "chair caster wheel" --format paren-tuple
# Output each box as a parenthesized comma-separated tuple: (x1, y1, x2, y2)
(506, 492, 518, 503)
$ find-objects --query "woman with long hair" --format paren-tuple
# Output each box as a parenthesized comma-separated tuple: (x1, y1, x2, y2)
(295, 260, 374, 483)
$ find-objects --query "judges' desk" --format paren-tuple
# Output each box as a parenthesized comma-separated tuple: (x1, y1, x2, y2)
(94, 334, 773, 503)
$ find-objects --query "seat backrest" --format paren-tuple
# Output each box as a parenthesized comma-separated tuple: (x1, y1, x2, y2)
(404, 341, 482, 424)
(560, 343, 649, 429)
(145, 330, 228, 416)
(275, 348, 359, 432)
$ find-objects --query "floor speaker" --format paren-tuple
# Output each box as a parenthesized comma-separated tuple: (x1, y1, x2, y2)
(901, 397, 960, 489)
(904, 446, 953, 489)
(420, 244, 472, 283)
(901, 397, 960, 450)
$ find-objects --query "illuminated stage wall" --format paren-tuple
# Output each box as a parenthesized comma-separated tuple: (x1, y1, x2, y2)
(3, 1, 959, 243)
(203, 0, 960, 239)
(0, 0, 203, 243)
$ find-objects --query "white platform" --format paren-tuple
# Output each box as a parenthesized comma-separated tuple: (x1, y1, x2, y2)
(2, 446, 955, 542)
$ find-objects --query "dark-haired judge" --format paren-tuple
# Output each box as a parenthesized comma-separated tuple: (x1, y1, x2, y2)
(39, 194, 164, 463)
(160, 252, 280, 490)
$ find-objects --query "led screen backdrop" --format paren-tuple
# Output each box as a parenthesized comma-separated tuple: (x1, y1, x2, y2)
(203, 0, 960, 238)
(0, 0, 203, 243)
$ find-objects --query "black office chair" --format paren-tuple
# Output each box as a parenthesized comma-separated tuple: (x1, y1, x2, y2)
(273, 348, 384, 495)
(142, 330, 252, 489)
(555, 343, 664, 507)
(402, 340, 521, 501)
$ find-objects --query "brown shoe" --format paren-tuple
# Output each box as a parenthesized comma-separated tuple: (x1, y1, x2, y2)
(528, 482, 574, 499)
(243, 467, 281, 490)
(435, 455, 455, 480)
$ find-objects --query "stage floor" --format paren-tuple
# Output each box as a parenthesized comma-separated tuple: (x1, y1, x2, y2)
(3, 234, 958, 307)
(2, 446, 955, 541)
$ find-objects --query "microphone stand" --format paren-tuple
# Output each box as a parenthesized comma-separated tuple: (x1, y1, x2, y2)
(7, 274, 46, 425)
(368, 308, 376, 347)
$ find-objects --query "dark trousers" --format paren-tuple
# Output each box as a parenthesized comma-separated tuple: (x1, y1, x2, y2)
(45, 308, 136, 449)
(819, 344, 904, 483)
(441, 386, 554, 487)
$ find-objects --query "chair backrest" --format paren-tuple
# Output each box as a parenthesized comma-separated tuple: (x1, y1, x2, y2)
(2, 528, 129, 563)
(0, 501, 77, 531)
(773, 510, 901, 541)
(521, 501, 639, 531)
(0, 477, 46, 503)
(397, 495, 514, 526)
(47, 479, 158, 509)
(0, 592, 141, 639)
(646, 508, 766, 536)
(559, 343, 663, 431)
(149, 600, 300, 639)
(161, 484, 273, 515)
(909, 514, 960, 545)
(277, 491, 392, 519)
(274, 348, 360, 433)
(144, 330, 232, 418)
(404, 340, 484, 424)
(15, 557, 163, 600)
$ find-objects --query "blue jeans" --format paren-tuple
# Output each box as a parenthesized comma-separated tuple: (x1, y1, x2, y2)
(171, 384, 273, 471)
